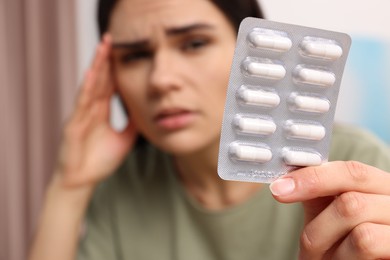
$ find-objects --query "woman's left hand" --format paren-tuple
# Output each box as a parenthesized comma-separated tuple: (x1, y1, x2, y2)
(270, 161, 390, 260)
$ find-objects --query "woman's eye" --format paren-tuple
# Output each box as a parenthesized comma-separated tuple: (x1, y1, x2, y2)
(182, 38, 209, 51)
(120, 50, 152, 63)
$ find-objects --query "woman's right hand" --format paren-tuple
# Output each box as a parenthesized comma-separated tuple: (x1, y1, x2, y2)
(56, 34, 137, 188)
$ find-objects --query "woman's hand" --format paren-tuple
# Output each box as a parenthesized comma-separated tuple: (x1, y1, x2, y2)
(56, 34, 137, 187)
(270, 161, 390, 260)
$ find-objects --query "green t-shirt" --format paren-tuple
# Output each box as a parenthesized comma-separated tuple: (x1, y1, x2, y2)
(78, 125, 390, 260)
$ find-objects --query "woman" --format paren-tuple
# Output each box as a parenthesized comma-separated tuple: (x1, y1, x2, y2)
(30, 0, 390, 259)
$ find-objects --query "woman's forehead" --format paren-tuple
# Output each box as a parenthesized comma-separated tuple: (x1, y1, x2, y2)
(108, 0, 223, 41)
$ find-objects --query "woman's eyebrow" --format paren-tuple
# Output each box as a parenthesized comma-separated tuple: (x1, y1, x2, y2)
(112, 40, 149, 50)
(166, 23, 214, 36)
(112, 23, 215, 50)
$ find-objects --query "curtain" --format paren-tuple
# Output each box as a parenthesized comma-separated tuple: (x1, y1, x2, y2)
(0, 0, 77, 259)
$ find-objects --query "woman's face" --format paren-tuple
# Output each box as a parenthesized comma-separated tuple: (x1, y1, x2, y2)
(109, 0, 236, 155)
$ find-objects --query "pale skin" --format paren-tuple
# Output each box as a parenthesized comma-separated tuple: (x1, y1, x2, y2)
(29, 0, 390, 259)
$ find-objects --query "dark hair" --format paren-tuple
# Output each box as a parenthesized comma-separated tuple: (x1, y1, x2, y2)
(97, 0, 264, 37)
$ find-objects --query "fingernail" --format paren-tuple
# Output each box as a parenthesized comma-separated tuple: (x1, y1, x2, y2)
(269, 177, 295, 196)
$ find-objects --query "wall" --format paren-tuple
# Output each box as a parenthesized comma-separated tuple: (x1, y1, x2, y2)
(76, 0, 99, 80)
(2, 1, 77, 259)
(77, 0, 390, 142)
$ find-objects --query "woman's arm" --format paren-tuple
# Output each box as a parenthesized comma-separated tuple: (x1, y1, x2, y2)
(29, 34, 137, 260)
(29, 174, 95, 260)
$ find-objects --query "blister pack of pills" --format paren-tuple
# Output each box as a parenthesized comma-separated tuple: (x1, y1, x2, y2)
(217, 17, 351, 183)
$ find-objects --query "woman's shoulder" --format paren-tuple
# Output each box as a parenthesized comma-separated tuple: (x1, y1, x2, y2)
(330, 123, 390, 171)
(78, 144, 176, 258)
(91, 143, 174, 205)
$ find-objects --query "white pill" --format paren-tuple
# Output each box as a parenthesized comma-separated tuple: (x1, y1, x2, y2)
(292, 95, 330, 113)
(283, 150, 322, 166)
(234, 116, 276, 135)
(249, 31, 292, 52)
(238, 87, 280, 107)
(301, 40, 343, 60)
(286, 123, 326, 140)
(295, 67, 335, 87)
(230, 143, 272, 163)
(246, 62, 286, 80)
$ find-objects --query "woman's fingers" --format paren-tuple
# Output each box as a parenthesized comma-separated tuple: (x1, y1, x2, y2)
(94, 34, 114, 99)
(298, 193, 390, 259)
(270, 161, 390, 202)
(331, 223, 390, 260)
(75, 34, 113, 116)
(54, 34, 137, 188)
(269, 162, 390, 259)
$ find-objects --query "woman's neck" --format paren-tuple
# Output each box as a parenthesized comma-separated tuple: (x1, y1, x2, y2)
(173, 142, 263, 211)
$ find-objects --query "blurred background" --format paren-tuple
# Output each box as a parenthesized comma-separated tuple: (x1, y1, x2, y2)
(1, 0, 389, 259)
(259, 0, 390, 143)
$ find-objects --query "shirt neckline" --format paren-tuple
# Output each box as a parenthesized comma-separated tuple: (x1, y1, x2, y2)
(163, 153, 272, 217)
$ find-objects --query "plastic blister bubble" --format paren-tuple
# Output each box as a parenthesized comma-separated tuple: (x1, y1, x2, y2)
(217, 17, 351, 183)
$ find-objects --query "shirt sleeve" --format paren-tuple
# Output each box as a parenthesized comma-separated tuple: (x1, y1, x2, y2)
(77, 183, 119, 260)
(330, 124, 390, 172)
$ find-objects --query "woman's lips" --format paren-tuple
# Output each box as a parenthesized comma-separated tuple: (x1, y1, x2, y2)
(155, 109, 197, 130)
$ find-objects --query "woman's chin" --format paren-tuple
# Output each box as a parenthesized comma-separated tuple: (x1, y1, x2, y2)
(152, 134, 214, 156)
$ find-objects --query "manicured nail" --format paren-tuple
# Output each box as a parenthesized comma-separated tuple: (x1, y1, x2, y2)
(269, 177, 295, 196)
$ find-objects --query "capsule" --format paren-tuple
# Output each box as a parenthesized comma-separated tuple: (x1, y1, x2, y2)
(237, 86, 280, 107)
(234, 116, 276, 136)
(286, 122, 326, 141)
(301, 38, 343, 60)
(229, 143, 272, 163)
(283, 149, 322, 166)
(245, 61, 286, 80)
(249, 30, 292, 52)
(291, 95, 330, 113)
(295, 67, 335, 87)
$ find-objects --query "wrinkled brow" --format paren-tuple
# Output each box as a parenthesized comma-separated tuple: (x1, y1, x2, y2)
(112, 23, 214, 50)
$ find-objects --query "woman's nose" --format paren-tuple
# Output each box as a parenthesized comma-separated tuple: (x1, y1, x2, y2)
(148, 50, 181, 96)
